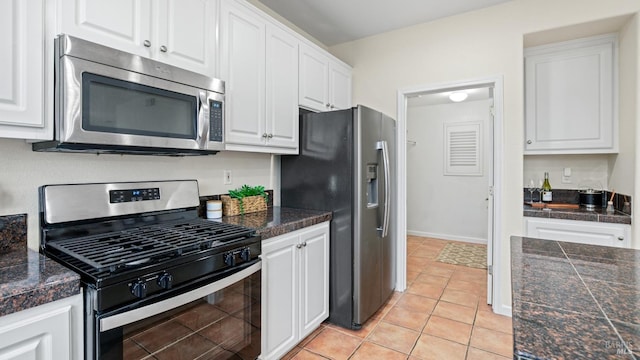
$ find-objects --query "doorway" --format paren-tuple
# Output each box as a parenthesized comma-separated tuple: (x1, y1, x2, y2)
(396, 76, 505, 314)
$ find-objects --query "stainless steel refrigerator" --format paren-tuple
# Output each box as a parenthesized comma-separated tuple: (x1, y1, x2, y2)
(281, 105, 396, 329)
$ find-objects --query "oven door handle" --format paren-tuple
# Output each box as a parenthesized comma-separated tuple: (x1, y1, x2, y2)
(99, 261, 261, 332)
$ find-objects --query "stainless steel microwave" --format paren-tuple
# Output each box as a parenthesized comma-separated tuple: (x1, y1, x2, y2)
(33, 34, 225, 156)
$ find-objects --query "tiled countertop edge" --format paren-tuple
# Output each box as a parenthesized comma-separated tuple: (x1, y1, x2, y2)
(523, 206, 631, 225)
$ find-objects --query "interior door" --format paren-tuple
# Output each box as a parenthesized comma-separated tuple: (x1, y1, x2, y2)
(486, 96, 495, 305)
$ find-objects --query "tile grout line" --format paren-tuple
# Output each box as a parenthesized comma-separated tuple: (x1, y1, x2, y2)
(557, 242, 637, 359)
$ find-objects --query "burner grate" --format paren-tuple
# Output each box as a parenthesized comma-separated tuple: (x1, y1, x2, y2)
(47, 219, 254, 272)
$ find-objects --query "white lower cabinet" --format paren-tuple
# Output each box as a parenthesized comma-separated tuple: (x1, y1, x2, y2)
(0, 294, 83, 360)
(261, 222, 329, 360)
(524, 218, 631, 248)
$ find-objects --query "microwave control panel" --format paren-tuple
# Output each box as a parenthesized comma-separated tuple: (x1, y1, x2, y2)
(209, 100, 223, 142)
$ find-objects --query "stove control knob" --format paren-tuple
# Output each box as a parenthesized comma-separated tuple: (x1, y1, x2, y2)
(224, 252, 236, 267)
(130, 280, 147, 298)
(240, 248, 251, 262)
(157, 272, 173, 290)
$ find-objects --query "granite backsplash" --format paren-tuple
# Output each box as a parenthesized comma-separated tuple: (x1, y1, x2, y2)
(523, 189, 632, 215)
(0, 214, 27, 254)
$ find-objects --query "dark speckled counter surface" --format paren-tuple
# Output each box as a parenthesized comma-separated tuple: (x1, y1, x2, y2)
(523, 205, 631, 225)
(217, 206, 332, 240)
(0, 214, 80, 317)
(511, 236, 639, 359)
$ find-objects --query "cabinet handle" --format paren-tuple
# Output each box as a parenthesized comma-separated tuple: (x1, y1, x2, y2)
(143, 40, 151, 47)
(330, 104, 335, 109)
(325, 103, 330, 108)
(160, 45, 167, 53)
(302, 242, 307, 247)
(618, 236, 624, 241)
(262, 133, 268, 138)
(296, 244, 302, 249)
(526, 140, 532, 144)
(267, 133, 273, 139)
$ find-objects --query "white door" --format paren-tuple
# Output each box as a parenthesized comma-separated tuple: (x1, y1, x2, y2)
(59, 0, 152, 57)
(299, 43, 329, 112)
(220, 0, 266, 146)
(298, 224, 330, 339)
(154, 0, 216, 76)
(262, 235, 299, 360)
(328, 61, 352, 110)
(0, 0, 49, 140)
(265, 24, 299, 150)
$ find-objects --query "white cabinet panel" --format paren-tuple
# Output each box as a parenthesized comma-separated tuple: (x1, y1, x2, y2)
(60, 0, 152, 57)
(0, 0, 51, 140)
(220, 0, 266, 147)
(59, 0, 215, 76)
(265, 24, 299, 150)
(298, 225, 329, 339)
(524, 218, 630, 248)
(0, 295, 83, 360)
(261, 222, 330, 360)
(222, 0, 299, 154)
(299, 42, 352, 113)
(524, 34, 617, 154)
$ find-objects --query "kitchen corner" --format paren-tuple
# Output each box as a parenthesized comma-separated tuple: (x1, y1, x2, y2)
(0, 214, 80, 317)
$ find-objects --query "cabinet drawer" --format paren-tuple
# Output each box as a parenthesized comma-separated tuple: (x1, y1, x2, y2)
(524, 218, 630, 248)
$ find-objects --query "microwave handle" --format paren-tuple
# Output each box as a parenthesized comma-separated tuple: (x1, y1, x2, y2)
(197, 90, 209, 148)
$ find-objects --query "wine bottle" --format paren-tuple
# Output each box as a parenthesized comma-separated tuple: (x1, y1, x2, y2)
(542, 172, 552, 203)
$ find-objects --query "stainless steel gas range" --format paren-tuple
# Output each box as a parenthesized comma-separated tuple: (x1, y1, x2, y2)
(39, 180, 261, 360)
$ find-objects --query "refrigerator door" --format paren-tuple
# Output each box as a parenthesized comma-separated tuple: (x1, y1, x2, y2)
(353, 106, 384, 326)
(381, 113, 397, 301)
(280, 109, 355, 328)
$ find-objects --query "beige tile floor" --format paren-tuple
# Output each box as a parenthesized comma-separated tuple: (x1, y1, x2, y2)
(282, 236, 513, 360)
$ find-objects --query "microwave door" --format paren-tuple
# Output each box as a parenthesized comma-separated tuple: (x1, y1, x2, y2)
(58, 56, 204, 152)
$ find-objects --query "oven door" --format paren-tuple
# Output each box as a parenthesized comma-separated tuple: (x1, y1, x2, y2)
(91, 261, 261, 360)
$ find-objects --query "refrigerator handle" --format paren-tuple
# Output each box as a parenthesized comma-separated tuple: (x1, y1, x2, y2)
(376, 140, 391, 238)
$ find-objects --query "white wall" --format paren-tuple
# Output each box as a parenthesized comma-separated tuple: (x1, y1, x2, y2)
(524, 155, 610, 190)
(0, 138, 272, 249)
(329, 0, 640, 315)
(407, 99, 491, 243)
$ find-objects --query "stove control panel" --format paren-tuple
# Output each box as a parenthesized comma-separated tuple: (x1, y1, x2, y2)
(224, 247, 252, 267)
(109, 187, 160, 203)
(130, 280, 147, 298)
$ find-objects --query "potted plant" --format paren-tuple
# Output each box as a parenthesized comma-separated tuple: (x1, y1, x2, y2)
(221, 185, 268, 215)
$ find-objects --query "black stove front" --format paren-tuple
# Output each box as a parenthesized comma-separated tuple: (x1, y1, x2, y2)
(39, 180, 262, 360)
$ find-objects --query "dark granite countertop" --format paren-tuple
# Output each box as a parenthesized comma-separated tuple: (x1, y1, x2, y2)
(511, 236, 639, 359)
(523, 204, 631, 225)
(217, 206, 332, 240)
(0, 214, 81, 317)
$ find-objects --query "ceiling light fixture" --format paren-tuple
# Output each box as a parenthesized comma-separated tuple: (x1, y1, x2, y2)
(449, 92, 468, 102)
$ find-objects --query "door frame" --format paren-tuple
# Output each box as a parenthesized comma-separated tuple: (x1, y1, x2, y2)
(395, 75, 505, 315)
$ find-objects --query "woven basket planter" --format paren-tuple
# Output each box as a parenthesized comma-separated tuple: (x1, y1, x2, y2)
(221, 195, 267, 216)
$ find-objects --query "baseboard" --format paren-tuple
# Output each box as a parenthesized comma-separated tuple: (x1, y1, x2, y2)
(494, 303, 512, 317)
(407, 230, 487, 245)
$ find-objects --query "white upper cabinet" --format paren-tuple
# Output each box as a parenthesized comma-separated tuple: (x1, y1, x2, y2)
(0, 0, 51, 140)
(221, 0, 298, 154)
(524, 34, 618, 154)
(59, 0, 216, 77)
(299, 43, 352, 112)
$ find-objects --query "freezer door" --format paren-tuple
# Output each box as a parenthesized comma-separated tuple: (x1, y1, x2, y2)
(381, 113, 397, 301)
(353, 106, 384, 326)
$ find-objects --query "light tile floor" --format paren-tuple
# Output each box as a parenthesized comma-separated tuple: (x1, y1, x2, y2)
(282, 236, 513, 360)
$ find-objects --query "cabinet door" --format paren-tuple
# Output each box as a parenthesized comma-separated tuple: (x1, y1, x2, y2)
(0, 0, 50, 140)
(265, 24, 299, 152)
(524, 35, 616, 154)
(262, 234, 299, 360)
(524, 218, 630, 248)
(298, 223, 330, 339)
(59, 0, 152, 57)
(154, 0, 216, 76)
(0, 295, 83, 360)
(220, 1, 266, 147)
(299, 43, 330, 112)
(329, 61, 352, 110)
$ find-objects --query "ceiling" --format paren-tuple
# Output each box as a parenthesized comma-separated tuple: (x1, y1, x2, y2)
(256, 0, 515, 46)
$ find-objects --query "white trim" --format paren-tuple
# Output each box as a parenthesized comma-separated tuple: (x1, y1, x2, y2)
(396, 75, 505, 314)
(407, 230, 487, 245)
